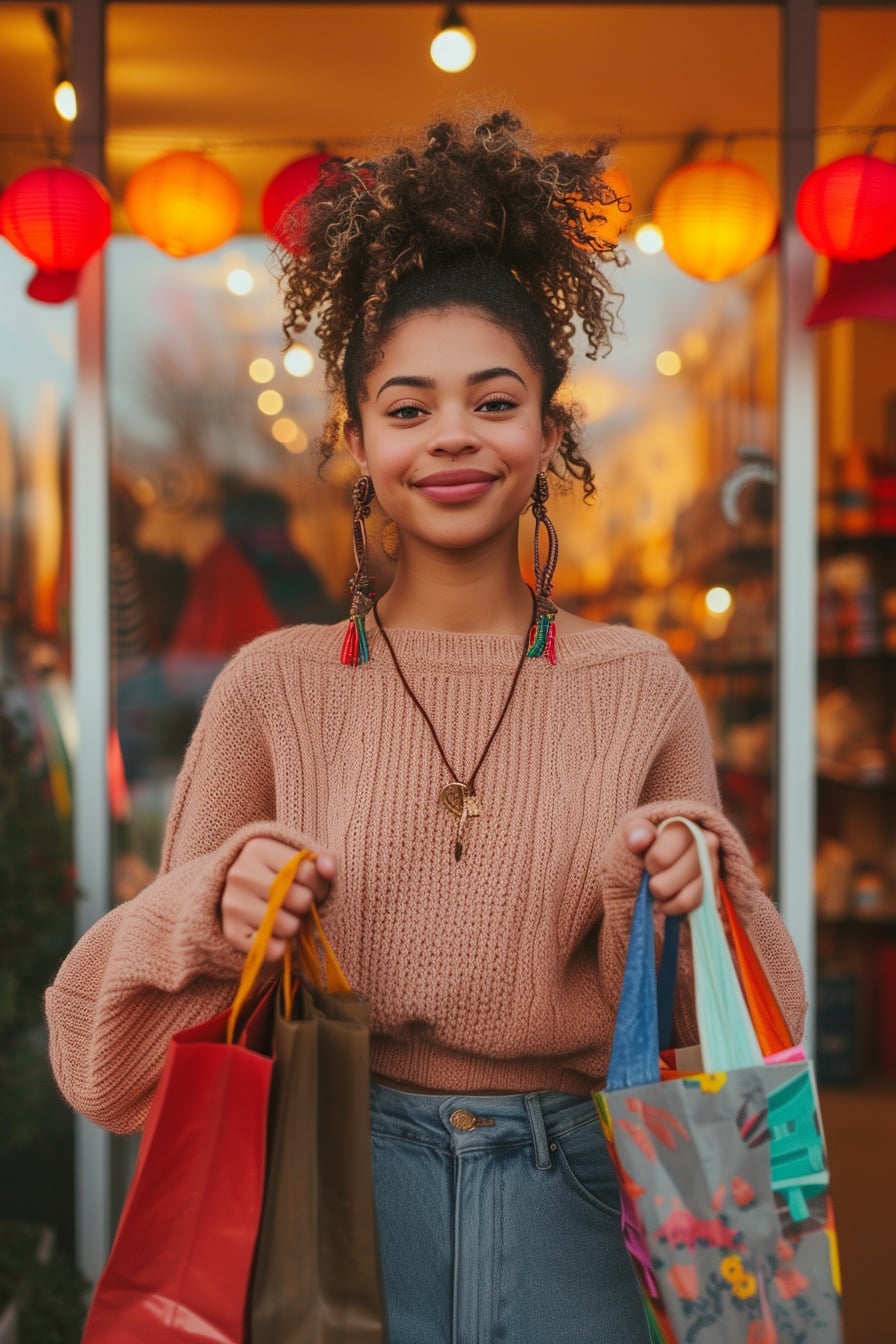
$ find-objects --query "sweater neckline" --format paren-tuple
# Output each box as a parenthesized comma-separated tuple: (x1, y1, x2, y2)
(351, 620, 650, 671)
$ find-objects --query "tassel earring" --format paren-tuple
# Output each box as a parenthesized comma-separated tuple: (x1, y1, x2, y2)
(526, 471, 559, 664)
(340, 475, 376, 666)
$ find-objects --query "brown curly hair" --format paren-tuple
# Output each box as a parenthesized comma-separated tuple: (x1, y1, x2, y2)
(277, 111, 624, 498)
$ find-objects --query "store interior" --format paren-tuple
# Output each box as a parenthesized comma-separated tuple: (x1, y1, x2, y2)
(1, 4, 895, 1340)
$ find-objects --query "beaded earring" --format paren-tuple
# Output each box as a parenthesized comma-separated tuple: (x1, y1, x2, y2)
(340, 475, 376, 666)
(526, 471, 559, 664)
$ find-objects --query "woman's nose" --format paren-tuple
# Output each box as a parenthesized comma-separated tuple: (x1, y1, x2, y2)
(427, 408, 481, 456)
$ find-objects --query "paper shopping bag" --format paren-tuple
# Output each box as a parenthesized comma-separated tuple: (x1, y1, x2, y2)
(595, 818, 843, 1344)
(82, 850, 314, 1344)
(249, 903, 389, 1343)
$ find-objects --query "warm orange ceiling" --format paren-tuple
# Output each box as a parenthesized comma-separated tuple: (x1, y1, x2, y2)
(1, 3, 895, 235)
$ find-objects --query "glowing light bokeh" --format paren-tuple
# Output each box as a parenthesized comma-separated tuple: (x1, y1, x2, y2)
(249, 357, 275, 383)
(656, 350, 682, 377)
(705, 586, 733, 615)
(284, 344, 314, 377)
(226, 268, 253, 295)
(635, 223, 664, 254)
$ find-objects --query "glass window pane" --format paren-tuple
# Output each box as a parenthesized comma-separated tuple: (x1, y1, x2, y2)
(0, 244, 77, 1248)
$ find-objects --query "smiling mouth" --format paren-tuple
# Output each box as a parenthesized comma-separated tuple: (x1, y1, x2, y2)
(412, 470, 499, 503)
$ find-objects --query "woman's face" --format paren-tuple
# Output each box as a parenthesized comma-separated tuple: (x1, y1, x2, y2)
(345, 307, 561, 554)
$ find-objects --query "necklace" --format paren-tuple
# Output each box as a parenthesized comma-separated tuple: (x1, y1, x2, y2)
(371, 595, 535, 862)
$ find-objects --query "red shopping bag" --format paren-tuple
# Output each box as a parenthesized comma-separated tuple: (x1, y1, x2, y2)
(82, 850, 313, 1344)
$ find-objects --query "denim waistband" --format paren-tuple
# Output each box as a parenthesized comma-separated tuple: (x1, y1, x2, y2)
(369, 1083, 600, 1169)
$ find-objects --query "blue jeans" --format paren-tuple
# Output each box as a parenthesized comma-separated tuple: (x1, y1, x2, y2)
(370, 1083, 650, 1343)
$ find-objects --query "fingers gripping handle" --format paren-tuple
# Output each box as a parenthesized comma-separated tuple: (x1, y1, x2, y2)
(226, 850, 351, 1043)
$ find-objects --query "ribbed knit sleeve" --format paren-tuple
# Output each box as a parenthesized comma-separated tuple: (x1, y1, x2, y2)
(595, 662, 808, 1048)
(45, 661, 317, 1133)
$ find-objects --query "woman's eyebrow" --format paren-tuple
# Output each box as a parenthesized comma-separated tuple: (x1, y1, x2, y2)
(376, 367, 526, 399)
(468, 366, 526, 388)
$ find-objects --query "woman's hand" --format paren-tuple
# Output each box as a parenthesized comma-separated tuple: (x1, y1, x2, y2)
(220, 837, 336, 962)
(625, 818, 719, 916)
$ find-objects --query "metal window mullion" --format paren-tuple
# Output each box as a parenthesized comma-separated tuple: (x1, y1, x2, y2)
(777, 0, 818, 1048)
(71, 0, 112, 1283)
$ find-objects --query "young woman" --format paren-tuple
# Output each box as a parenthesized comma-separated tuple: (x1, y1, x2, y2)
(47, 113, 807, 1342)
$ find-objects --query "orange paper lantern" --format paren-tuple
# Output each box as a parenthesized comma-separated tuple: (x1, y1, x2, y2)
(0, 165, 111, 302)
(654, 159, 778, 282)
(796, 154, 896, 261)
(125, 151, 242, 258)
(261, 151, 331, 251)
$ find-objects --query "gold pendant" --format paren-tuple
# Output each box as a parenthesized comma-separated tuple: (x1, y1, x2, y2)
(439, 782, 481, 861)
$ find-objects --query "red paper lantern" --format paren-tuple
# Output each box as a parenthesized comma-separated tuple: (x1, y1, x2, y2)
(261, 152, 331, 251)
(653, 159, 778, 282)
(0, 165, 111, 302)
(805, 250, 896, 327)
(796, 154, 896, 261)
(125, 151, 242, 258)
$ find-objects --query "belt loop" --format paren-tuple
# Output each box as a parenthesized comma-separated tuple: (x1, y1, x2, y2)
(525, 1094, 552, 1171)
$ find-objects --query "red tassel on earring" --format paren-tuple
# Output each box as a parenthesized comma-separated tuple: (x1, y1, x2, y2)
(340, 620, 360, 666)
(340, 476, 375, 666)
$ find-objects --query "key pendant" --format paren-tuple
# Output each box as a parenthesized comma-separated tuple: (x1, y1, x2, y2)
(439, 782, 481, 861)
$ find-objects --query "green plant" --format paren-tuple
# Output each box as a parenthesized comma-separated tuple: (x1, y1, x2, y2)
(0, 691, 76, 1155)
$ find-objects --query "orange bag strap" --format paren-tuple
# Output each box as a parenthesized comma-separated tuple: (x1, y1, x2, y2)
(226, 848, 311, 1043)
(226, 849, 352, 1040)
(718, 878, 794, 1055)
(294, 902, 352, 995)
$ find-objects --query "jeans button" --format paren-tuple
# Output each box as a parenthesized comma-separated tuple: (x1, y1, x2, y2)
(449, 1109, 477, 1131)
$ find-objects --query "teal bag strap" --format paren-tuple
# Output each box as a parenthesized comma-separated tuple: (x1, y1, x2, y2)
(657, 817, 762, 1072)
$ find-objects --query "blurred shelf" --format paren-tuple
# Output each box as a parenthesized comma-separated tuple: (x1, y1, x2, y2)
(818, 650, 896, 664)
(817, 914, 896, 929)
(817, 768, 896, 790)
(819, 530, 896, 553)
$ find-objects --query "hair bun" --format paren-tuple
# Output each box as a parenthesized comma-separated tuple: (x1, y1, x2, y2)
(278, 109, 622, 387)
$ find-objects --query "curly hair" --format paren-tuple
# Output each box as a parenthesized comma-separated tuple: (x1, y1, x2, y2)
(277, 110, 624, 498)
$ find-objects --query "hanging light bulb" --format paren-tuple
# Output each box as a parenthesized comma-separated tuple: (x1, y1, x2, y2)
(430, 4, 476, 73)
(53, 77, 77, 122)
(43, 9, 77, 122)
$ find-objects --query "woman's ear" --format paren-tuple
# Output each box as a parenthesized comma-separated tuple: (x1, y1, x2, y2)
(540, 414, 563, 470)
(344, 420, 368, 472)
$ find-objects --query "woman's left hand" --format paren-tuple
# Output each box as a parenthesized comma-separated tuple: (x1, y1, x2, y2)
(625, 818, 719, 916)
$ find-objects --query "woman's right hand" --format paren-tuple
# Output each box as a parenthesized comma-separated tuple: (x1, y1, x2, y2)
(220, 837, 336, 962)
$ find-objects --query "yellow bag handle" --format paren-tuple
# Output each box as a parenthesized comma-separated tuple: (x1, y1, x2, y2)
(226, 849, 351, 1042)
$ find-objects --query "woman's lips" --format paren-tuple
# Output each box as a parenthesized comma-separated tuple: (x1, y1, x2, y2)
(412, 470, 497, 503)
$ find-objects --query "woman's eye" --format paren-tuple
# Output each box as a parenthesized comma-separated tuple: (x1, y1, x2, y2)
(387, 404, 425, 420)
(477, 395, 517, 413)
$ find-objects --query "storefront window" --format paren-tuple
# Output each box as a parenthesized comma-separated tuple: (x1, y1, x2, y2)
(104, 2, 784, 895)
(0, 243, 77, 1246)
(106, 238, 345, 893)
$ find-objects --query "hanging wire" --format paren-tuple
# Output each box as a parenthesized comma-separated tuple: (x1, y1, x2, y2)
(0, 122, 895, 153)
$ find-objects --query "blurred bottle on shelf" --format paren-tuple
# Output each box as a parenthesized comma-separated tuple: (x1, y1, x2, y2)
(836, 441, 874, 536)
(815, 966, 862, 1085)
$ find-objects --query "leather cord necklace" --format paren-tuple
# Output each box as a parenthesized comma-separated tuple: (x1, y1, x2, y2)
(371, 594, 536, 861)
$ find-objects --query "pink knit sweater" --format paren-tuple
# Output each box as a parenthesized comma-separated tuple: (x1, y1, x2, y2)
(46, 622, 807, 1133)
